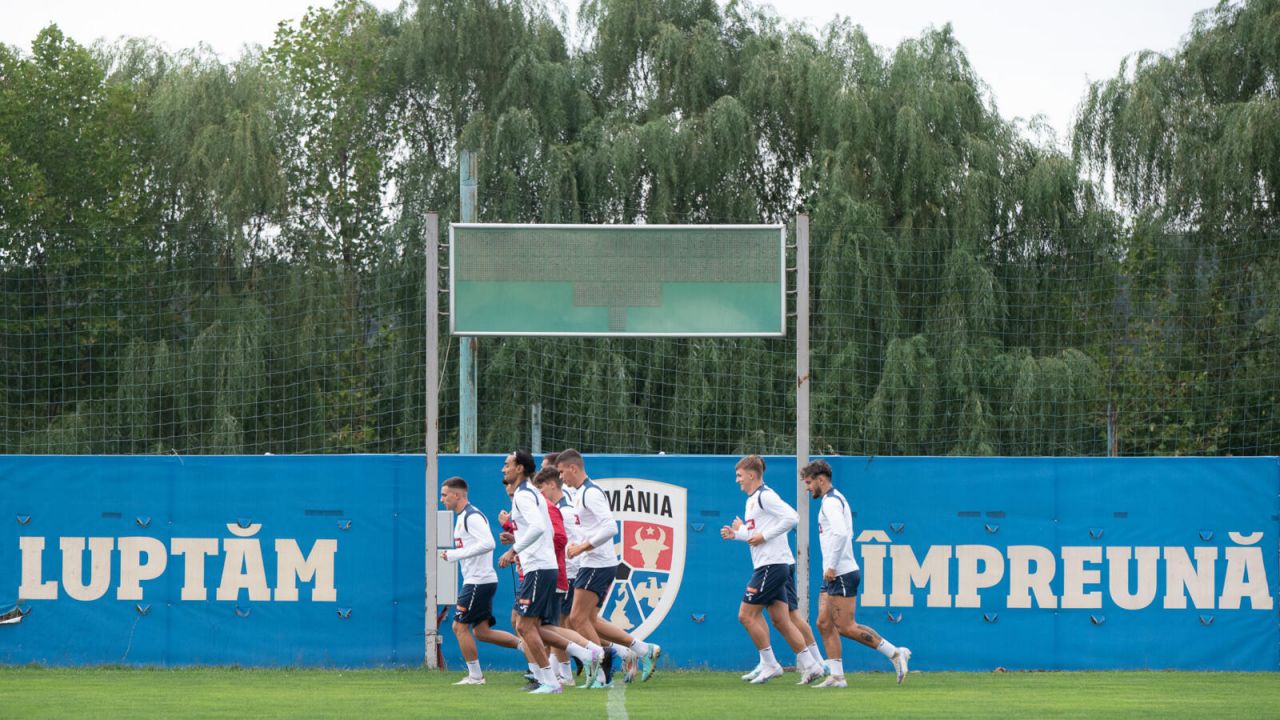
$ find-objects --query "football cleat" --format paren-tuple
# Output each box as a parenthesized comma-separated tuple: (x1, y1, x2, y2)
(749, 664, 784, 684)
(601, 646, 615, 686)
(814, 675, 848, 689)
(893, 647, 912, 685)
(585, 648, 603, 687)
(453, 675, 486, 686)
(640, 644, 662, 682)
(530, 683, 563, 695)
(741, 664, 763, 682)
(797, 666, 824, 685)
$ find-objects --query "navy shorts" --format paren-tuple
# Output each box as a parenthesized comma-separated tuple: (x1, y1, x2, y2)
(560, 580, 576, 616)
(574, 565, 617, 608)
(455, 582, 498, 626)
(784, 564, 798, 609)
(515, 568, 560, 625)
(545, 594, 561, 626)
(744, 563, 797, 609)
(820, 570, 862, 598)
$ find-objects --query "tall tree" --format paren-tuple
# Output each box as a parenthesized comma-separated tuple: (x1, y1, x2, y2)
(1075, 0, 1280, 454)
(0, 28, 157, 451)
(3, 0, 1272, 457)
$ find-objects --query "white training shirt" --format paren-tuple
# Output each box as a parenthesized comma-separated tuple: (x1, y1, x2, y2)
(572, 478, 620, 569)
(448, 503, 498, 584)
(510, 479, 558, 573)
(733, 484, 798, 568)
(557, 493, 582, 580)
(817, 488, 860, 576)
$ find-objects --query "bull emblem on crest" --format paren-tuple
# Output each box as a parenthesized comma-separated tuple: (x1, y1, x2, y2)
(631, 526, 668, 569)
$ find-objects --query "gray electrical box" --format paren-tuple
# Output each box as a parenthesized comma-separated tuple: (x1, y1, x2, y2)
(435, 510, 458, 605)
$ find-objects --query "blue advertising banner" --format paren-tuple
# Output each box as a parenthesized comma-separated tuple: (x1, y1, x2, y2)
(0, 455, 426, 666)
(1, 455, 1276, 671)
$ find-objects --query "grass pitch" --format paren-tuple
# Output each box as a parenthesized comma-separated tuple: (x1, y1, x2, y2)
(1, 667, 1277, 719)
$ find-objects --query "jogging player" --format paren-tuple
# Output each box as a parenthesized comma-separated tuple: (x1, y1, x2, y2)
(497, 449, 563, 694)
(721, 455, 825, 684)
(801, 460, 911, 686)
(558, 449, 663, 685)
(439, 476, 521, 685)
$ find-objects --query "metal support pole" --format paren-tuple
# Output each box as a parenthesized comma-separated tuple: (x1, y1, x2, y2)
(795, 214, 811, 620)
(531, 403, 542, 455)
(425, 212, 441, 669)
(459, 150, 478, 454)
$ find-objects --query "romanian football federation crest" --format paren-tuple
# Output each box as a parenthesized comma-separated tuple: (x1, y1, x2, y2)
(593, 478, 686, 641)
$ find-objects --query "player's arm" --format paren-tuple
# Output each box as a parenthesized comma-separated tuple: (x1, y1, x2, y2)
(510, 492, 546, 555)
(719, 514, 742, 540)
(822, 497, 851, 548)
(727, 512, 747, 540)
(440, 517, 466, 561)
(819, 498, 847, 578)
(760, 491, 798, 540)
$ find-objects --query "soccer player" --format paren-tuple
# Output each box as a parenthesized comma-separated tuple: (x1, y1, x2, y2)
(720, 454, 825, 685)
(541, 452, 575, 623)
(558, 449, 663, 685)
(439, 476, 520, 685)
(541, 451, 560, 471)
(497, 460, 546, 689)
(802, 459, 911, 686)
(540, 451, 596, 682)
(532, 466, 609, 686)
(496, 449, 563, 694)
(500, 454, 606, 690)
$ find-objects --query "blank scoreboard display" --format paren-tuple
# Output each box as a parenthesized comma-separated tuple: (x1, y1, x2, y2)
(449, 224, 785, 336)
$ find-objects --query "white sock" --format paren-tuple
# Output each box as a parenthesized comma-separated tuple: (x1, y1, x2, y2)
(877, 638, 898, 660)
(806, 643, 824, 667)
(587, 641, 604, 654)
(539, 666, 556, 686)
(466, 659, 482, 679)
(759, 646, 778, 667)
(565, 642, 594, 663)
(527, 661, 538, 674)
(558, 661, 572, 680)
(796, 650, 815, 671)
(613, 644, 634, 661)
(828, 658, 844, 676)
(629, 638, 650, 656)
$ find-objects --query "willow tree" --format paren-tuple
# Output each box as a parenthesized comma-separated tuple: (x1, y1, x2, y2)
(1075, 0, 1280, 454)
(268, 1, 408, 450)
(767, 20, 1112, 455)
(8, 0, 1225, 457)
(370, 0, 1114, 455)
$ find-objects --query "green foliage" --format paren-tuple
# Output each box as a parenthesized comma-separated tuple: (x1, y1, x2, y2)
(0, 1, 1274, 456)
(1075, 0, 1280, 455)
